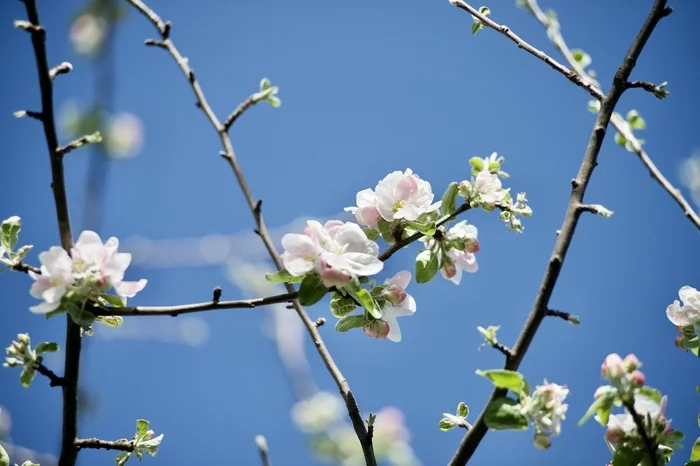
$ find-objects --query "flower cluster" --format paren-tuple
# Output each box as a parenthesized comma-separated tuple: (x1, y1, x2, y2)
(28, 230, 146, 321)
(4, 333, 59, 388)
(666, 285, 700, 353)
(580, 354, 682, 464)
(519, 381, 569, 450)
(420, 220, 479, 285)
(291, 391, 420, 466)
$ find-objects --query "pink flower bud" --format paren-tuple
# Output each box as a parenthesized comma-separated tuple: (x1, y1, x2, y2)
(623, 354, 640, 372)
(676, 325, 685, 333)
(674, 335, 686, 348)
(319, 266, 351, 289)
(441, 262, 457, 279)
(629, 370, 645, 387)
(605, 426, 624, 444)
(464, 238, 480, 254)
(363, 320, 390, 339)
(12, 341, 23, 351)
(601, 353, 624, 379)
(384, 285, 407, 305)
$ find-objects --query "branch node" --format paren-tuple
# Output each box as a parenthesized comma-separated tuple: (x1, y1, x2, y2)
(144, 38, 166, 48)
(315, 317, 326, 327)
(49, 61, 73, 80)
(14, 19, 43, 34)
(661, 6, 673, 18)
(162, 20, 172, 38)
(254, 199, 263, 214)
(212, 286, 222, 303)
(492, 341, 513, 360)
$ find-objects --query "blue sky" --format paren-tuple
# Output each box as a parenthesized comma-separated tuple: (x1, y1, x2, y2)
(1, 0, 699, 465)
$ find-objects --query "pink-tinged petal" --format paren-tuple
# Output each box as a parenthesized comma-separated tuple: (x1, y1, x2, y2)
(305, 221, 333, 249)
(104, 236, 120, 256)
(441, 265, 462, 285)
(356, 188, 378, 209)
(334, 223, 372, 254)
(114, 279, 147, 298)
(395, 173, 419, 201)
(281, 233, 316, 256)
(393, 295, 416, 316)
(394, 205, 422, 221)
(282, 253, 315, 276)
(30, 300, 61, 314)
(389, 271, 412, 289)
(74, 230, 106, 264)
(344, 206, 358, 214)
(103, 252, 131, 284)
(39, 246, 73, 280)
(29, 276, 52, 299)
(385, 313, 402, 342)
(319, 265, 351, 288)
(42, 284, 67, 304)
(357, 207, 381, 226)
(323, 220, 345, 237)
(363, 320, 390, 339)
(337, 252, 383, 276)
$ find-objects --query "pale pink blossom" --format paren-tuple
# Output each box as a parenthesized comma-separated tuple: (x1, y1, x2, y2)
(374, 169, 441, 222)
(475, 170, 509, 203)
(344, 189, 381, 227)
(28, 247, 74, 314)
(378, 271, 417, 342)
(666, 286, 700, 327)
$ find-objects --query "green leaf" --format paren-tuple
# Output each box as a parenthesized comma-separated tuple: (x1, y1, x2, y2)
(578, 392, 615, 426)
(14, 244, 33, 261)
(98, 293, 126, 308)
(20, 366, 36, 388)
(407, 221, 436, 236)
(265, 270, 304, 283)
(363, 228, 380, 242)
(335, 315, 369, 332)
(260, 78, 271, 91)
(587, 100, 601, 113)
(298, 274, 328, 306)
(614, 132, 627, 147)
(441, 182, 459, 216)
(268, 96, 281, 108)
(469, 157, 484, 174)
(67, 302, 97, 330)
(476, 369, 529, 397)
(377, 219, 394, 244)
(136, 419, 149, 438)
(626, 110, 646, 130)
(348, 287, 381, 319)
(638, 386, 662, 404)
(96, 315, 124, 328)
(0, 443, 9, 466)
(1, 216, 21, 252)
(483, 397, 529, 430)
(35, 341, 59, 354)
(330, 293, 357, 318)
(138, 434, 163, 455)
(415, 250, 438, 284)
(611, 446, 643, 466)
(20, 462, 40, 466)
(457, 402, 469, 418)
(471, 22, 481, 35)
(115, 451, 132, 466)
(478, 6, 490, 16)
(571, 49, 592, 68)
(691, 438, 700, 461)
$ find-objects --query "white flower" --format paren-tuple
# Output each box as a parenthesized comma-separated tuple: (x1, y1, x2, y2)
(281, 220, 383, 281)
(666, 286, 700, 327)
(72, 231, 147, 298)
(441, 221, 479, 285)
(379, 271, 417, 342)
(69, 13, 106, 56)
(106, 112, 144, 159)
(601, 395, 666, 434)
(344, 189, 381, 227)
(28, 247, 75, 314)
(521, 381, 569, 437)
(374, 169, 441, 222)
(475, 170, 510, 203)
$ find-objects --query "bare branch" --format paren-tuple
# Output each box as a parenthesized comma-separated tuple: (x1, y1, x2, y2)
(75, 438, 134, 452)
(19, 2, 82, 466)
(545, 309, 580, 326)
(123, 1, 377, 462)
(11, 261, 41, 275)
(223, 94, 257, 132)
(518, 0, 700, 231)
(34, 362, 65, 387)
(94, 292, 298, 317)
(491, 341, 513, 360)
(449, 1, 670, 464)
(56, 132, 103, 158)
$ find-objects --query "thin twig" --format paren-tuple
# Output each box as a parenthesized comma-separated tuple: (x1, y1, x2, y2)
(56, 134, 101, 158)
(254, 435, 271, 466)
(19, 2, 82, 466)
(94, 292, 298, 317)
(626, 80, 660, 92)
(223, 94, 257, 132)
(623, 400, 659, 466)
(35, 362, 65, 387)
(491, 342, 512, 360)
(122, 1, 376, 463)
(74, 438, 134, 452)
(519, 0, 700, 231)
(11, 261, 41, 274)
(449, 1, 670, 464)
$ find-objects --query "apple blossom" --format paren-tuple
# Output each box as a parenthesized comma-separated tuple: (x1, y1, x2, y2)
(281, 220, 383, 283)
(422, 220, 479, 285)
(475, 170, 510, 203)
(601, 353, 624, 380)
(520, 380, 569, 440)
(599, 395, 667, 440)
(69, 13, 106, 56)
(28, 246, 74, 314)
(666, 285, 700, 327)
(369, 271, 417, 343)
(629, 370, 645, 387)
(346, 169, 441, 225)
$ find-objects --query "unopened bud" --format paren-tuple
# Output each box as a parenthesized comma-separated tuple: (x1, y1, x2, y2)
(441, 261, 457, 279)
(601, 353, 624, 380)
(464, 238, 480, 254)
(17, 334, 30, 345)
(384, 285, 407, 305)
(605, 426, 624, 444)
(318, 260, 351, 289)
(674, 335, 686, 348)
(363, 320, 390, 339)
(622, 354, 640, 372)
(629, 370, 645, 387)
(533, 433, 551, 450)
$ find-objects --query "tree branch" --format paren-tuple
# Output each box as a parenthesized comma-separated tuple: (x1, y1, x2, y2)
(94, 292, 298, 317)
(123, 1, 376, 463)
(11, 261, 41, 275)
(35, 361, 65, 387)
(623, 399, 659, 466)
(223, 94, 257, 132)
(74, 438, 134, 452)
(19, 2, 82, 466)
(254, 435, 271, 466)
(448, 1, 669, 464)
(518, 0, 700, 231)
